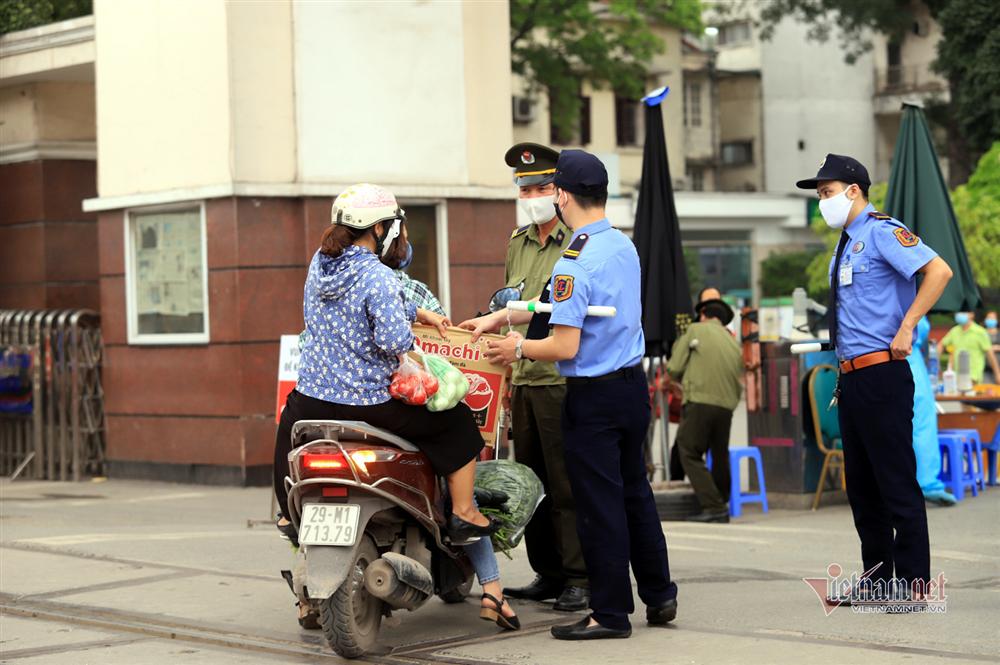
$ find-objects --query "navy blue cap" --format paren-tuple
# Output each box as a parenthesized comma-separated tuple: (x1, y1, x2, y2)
(554, 149, 608, 197)
(795, 153, 871, 190)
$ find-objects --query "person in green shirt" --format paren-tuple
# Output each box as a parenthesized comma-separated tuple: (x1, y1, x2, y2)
(666, 299, 744, 523)
(936, 312, 1000, 384)
(459, 142, 588, 611)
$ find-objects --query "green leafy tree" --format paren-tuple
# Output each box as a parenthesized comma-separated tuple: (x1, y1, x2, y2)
(0, 0, 91, 35)
(950, 142, 1000, 291)
(759, 249, 824, 297)
(748, 0, 998, 187)
(510, 0, 702, 138)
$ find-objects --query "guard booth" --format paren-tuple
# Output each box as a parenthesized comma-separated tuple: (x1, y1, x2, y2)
(0, 309, 105, 481)
(741, 305, 840, 501)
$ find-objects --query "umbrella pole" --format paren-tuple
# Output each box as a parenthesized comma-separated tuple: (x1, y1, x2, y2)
(656, 359, 669, 482)
(644, 358, 669, 483)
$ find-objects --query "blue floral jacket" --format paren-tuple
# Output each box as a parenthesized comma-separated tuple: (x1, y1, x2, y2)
(295, 246, 416, 405)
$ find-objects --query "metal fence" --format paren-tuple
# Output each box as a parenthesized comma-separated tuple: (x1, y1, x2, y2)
(0, 309, 105, 481)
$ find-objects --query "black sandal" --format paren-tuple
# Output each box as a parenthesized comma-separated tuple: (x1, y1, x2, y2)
(480, 592, 520, 631)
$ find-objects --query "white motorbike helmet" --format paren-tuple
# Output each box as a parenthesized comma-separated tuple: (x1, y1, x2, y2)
(331, 183, 406, 259)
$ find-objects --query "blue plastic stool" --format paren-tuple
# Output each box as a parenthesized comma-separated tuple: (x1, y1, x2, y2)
(937, 433, 978, 501)
(939, 428, 985, 491)
(707, 448, 769, 518)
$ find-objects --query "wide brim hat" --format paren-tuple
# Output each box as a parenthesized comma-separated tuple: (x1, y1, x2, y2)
(695, 298, 735, 326)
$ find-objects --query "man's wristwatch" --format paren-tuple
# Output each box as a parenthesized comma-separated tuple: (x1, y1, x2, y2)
(515, 338, 524, 360)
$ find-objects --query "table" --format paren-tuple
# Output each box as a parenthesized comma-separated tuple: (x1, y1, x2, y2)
(936, 395, 1000, 445)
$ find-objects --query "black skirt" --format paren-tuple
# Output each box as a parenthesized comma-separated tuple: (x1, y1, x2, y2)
(273, 390, 484, 518)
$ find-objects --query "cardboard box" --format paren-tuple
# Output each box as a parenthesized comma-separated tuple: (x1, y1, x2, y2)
(410, 324, 510, 448)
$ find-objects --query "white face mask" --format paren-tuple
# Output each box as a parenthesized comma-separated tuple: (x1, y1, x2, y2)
(518, 194, 557, 225)
(818, 186, 856, 229)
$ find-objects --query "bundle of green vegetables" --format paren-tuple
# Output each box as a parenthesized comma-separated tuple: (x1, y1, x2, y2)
(474, 460, 544, 557)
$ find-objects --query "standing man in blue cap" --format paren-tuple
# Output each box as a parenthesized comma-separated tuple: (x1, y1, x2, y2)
(460, 143, 590, 612)
(485, 149, 678, 640)
(796, 154, 952, 603)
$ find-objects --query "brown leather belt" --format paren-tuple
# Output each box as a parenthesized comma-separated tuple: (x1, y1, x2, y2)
(839, 350, 892, 374)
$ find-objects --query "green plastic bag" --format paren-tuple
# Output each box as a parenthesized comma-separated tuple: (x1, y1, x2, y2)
(420, 353, 468, 412)
(474, 460, 544, 555)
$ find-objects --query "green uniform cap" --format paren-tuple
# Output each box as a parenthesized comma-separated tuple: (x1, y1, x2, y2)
(505, 142, 559, 186)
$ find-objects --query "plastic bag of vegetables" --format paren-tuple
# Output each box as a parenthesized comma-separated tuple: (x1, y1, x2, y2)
(474, 460, 545, 555)
(388, 355, 438, 406)
(420, 353, 469, 412)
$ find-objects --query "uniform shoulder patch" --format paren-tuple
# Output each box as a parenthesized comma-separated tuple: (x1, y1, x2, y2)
(511, 226, 529, 239)
(868, 211, 893, 220)
(553, 274, 574, 302)
(893, 227, 919, 247)
(562, 233, 589, 260)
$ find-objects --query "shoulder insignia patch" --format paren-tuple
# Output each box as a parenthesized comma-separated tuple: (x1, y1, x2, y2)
(868, 211, 893, 220)
(511, 226, 529, 239)
(553, 274, 574, 302)
(893, 227, 919, 247)
(555, 229, 566, 245)
(562, 233, 589, 260)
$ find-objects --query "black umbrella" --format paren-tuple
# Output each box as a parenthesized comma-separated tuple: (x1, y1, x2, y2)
(633, 87, 693, 481)
(633, 86, 693, 358)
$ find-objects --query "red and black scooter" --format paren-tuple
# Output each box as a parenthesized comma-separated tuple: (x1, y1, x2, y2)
(282, 419, 503, 659)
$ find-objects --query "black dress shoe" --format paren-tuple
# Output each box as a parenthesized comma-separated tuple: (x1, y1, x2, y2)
(647, 598, 678, 625)
(551, 616, 631, 641)
(553, 586, 590, 612)
(447, 514, 499, 542)
(504, 574, 563, 601)
(686, 509, 730, 523)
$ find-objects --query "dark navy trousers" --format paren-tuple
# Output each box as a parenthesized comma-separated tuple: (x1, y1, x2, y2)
(561, 371, 677, 630)
(838, 359, 930, 585)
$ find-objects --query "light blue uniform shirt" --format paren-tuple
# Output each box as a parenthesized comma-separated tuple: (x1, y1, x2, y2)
(548, 218, 645, 377)
(829, 203, 938, 361)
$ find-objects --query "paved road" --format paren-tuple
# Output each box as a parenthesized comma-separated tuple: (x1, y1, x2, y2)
(1, 478, 998, 664)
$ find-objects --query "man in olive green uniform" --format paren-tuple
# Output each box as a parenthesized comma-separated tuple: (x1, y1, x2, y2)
(667, 299, 744, 523)
(459, 143, 588, 611)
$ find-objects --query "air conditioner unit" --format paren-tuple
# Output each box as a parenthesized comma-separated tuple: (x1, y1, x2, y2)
(512, 96, 535, 124)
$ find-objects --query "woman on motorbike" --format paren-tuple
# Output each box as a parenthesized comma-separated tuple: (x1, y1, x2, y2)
(273, 184, 518, 630)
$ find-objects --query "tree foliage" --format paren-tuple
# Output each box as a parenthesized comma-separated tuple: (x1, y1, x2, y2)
(950, 142, 1000, 291)
(0, 0, 91, 35)
(932, 0, 1000, 160)
(748, 0, 999, 187)
(759, 248, 824, 297)
(510, 0, 702, 138)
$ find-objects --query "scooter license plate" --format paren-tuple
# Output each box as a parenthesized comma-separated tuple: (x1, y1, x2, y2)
(299, 503, 360, 547)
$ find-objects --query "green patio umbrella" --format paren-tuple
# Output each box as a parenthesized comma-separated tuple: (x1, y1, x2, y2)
(884, 102, 981, 312)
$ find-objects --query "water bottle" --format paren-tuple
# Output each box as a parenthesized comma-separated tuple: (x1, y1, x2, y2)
(928, 344, 939, 393)
(942, 368, 958, 396)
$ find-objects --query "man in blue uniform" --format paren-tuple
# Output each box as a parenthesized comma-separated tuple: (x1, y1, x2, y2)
(796, 154, 952, 601)
(486, 150, 677, 640)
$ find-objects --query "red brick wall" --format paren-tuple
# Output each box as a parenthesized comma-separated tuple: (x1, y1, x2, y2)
(446, 198, 515, 319)
(100, 197, 307, 484)
(0, 160, 99, 310)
